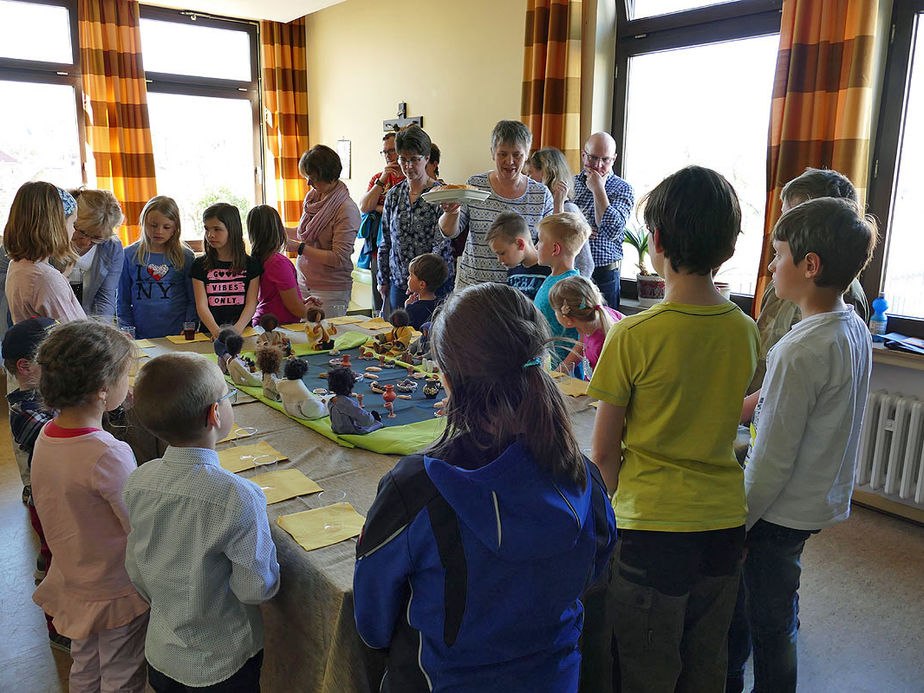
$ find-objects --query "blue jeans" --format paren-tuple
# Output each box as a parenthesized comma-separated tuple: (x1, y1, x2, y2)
(592, 264, 621, 310)
(727, 520, 817, 693)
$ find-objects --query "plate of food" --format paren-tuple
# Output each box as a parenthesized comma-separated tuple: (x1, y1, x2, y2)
(421, 184, 491, 206)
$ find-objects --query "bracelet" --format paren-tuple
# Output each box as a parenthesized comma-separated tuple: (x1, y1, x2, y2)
(297, 242, 305, 256)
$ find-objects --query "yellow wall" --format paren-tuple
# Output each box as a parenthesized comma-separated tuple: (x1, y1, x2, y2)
(305, 0, 527, 199)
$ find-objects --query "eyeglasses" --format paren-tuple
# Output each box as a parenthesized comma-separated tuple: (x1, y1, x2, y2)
(73, 227, 106, 244)
(398, 155, 425, 165)
(216, 387, 238, 405)
(583, 152, 616, 166)
(380, 148, 397, 156)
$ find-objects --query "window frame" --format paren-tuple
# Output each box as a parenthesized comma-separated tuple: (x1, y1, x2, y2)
(866, 0, 924, 337)
(138, 4, 264, 207)
(0, 0, 89, 185)
(612, 0, 784, 310)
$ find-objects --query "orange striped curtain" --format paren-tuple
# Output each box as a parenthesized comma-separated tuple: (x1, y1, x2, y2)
(261, 18, 309, 228)
(755, 0, 878, 313)
(522, 0, 583, 170)
(78, 0, 157, 245)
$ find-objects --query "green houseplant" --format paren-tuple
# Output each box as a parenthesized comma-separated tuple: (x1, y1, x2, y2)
(623, 223, 665, 307)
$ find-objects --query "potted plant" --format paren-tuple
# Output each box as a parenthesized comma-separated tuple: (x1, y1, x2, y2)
(624, 223, 665, 307)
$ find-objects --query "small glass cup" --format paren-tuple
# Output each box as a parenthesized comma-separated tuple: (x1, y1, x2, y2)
(236, 426, 257, 438)
(317, 490, 346, 532)
(183, 321, 197, 340)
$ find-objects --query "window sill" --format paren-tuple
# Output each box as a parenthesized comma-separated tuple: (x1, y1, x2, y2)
(872, 344, 924, 372)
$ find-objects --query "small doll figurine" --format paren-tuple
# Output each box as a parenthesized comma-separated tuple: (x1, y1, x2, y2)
(276, 358, 327, 420)
(306, 307, 337, 351)
(219, 327, 261, 387)
(386, 309, 415, 353)
(255, 344, 284, 401)
(327, 367, 383, 435)
(256, 313, 292, 356)
(410, 320, 432, 358)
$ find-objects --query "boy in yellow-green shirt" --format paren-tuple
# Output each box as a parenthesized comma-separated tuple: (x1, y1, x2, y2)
(586, 166, 759, 693)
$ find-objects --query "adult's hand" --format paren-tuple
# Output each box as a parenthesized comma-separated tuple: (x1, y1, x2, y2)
(585, 168, 606, 194)
(304, 295, 323, 307)
(378, 285, 389, 304)
(379, 162, 401, 184)
(440, 202, 461, 215)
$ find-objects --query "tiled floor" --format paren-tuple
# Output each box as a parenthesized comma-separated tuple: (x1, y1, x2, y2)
(0, 414, 921, 692)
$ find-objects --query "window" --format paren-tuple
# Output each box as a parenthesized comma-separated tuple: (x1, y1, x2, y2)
(139, 6, 261, 240)
(0, 0, 85, 231)
(613, 0, 783, 304)
(868, 0, 924, 330)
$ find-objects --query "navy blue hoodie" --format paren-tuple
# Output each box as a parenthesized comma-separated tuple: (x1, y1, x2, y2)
(354, 441, 616, 693)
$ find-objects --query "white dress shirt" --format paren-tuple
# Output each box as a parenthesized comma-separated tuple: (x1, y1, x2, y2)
(123, 446, 280, 686)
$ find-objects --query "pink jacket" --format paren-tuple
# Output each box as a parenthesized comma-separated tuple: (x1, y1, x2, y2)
(296, 197, 360, 292)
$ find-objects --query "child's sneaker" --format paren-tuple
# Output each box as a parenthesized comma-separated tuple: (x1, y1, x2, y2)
(48, 633, 71, 653)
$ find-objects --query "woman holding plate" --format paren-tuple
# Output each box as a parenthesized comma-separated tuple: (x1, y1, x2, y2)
(438, 120, 553, 288)
(292, 144, 361, 318)
(377, 125, 454, 314)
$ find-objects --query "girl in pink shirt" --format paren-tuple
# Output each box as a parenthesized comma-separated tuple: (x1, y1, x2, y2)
(3, 181, 86, 323)
(549, 275, 624, 377)
(247, 204, 316, 325)
(31, 320, 148, 693)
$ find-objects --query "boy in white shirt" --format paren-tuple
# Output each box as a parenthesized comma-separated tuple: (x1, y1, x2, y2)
(124, 353, 280, 692)
(728, 197, 876, 693)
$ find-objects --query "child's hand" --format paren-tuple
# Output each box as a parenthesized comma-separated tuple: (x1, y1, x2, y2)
(405, 292, 419, 307)
(553, 180, 568, 210)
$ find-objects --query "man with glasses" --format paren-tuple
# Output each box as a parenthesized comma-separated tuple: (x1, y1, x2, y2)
(573, 132, 634, 310)
(359, 132, 406, 316)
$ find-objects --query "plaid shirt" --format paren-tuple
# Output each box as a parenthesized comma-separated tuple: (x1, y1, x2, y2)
(573, 171, 634, 266)
(7, 388, 54, 466)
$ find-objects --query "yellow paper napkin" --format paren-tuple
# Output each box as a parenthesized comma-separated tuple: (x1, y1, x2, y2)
(276, 502, 365, 551)
(556, 376, 588, 397)
(217, 441, 286, 472)
(355, 317, 392, 331)
(134, 339, 157, 349)
(166, 327, 257, 344)
(249, 469, 322, 505)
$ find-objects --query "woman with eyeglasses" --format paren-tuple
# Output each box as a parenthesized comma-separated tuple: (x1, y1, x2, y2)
(377, 125, 454, 316)
(66, 189, 125, 320)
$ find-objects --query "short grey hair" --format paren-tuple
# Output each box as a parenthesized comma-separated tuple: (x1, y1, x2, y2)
(491, 120, 532, 153)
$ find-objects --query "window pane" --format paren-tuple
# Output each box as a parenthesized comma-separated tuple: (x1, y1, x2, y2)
(0, 80, 83, 232)
(147, 92, 255, 240)
(621, 34, 778, 294)
(882, 14, 924, 320)
(140, 19, 251, 82)
(631, 0, 735, 19)
(0, 0, 72, 63)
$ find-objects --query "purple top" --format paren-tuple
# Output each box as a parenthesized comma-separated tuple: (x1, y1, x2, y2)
(253, 253, 302, 326)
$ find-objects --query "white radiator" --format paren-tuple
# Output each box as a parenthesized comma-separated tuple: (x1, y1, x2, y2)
(856, 391, 924, 506)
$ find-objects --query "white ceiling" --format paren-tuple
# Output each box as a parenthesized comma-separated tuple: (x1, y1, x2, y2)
(147, 0, 348, 23)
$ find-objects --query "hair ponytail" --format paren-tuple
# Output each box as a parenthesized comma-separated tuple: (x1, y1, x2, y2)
(428, 283, 586, 489)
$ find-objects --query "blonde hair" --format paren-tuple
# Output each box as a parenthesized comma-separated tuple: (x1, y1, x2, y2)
(138, 196, 188, 269)
(529, 148, 575, 200)
(537, 212, 590, 255)
(548, 275, 615, 333)
(3, 181, 77, 264)
(133, 352, 226, 445)
(73, 189, 123, 240)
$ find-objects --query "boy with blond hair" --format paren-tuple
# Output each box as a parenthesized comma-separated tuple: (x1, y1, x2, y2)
(123, 353, 280, 692)
(486, 211, 550, 301)
(533, 212, 591, 342)
(727, 197, 875, 693)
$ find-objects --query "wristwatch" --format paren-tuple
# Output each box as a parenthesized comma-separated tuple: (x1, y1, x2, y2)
(374, 178, 386, 187)
(297, 242, 305, 256)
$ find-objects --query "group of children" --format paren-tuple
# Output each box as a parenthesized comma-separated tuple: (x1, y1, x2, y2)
(2, 159, 878, 692)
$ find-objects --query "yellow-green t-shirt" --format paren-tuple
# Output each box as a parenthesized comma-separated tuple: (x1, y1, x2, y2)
(588, 301, 759, 532)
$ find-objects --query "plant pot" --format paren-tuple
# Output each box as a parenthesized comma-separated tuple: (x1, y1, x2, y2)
(637, 274, 666, 307)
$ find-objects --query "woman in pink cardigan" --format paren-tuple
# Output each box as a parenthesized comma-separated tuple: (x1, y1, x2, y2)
(291, 145, 360, 318)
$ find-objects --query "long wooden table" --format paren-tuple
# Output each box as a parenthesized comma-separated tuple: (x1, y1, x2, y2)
(140, 331, 600, 693)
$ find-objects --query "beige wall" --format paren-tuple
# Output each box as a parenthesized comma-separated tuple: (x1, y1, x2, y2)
(304, 0, 527, 199)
